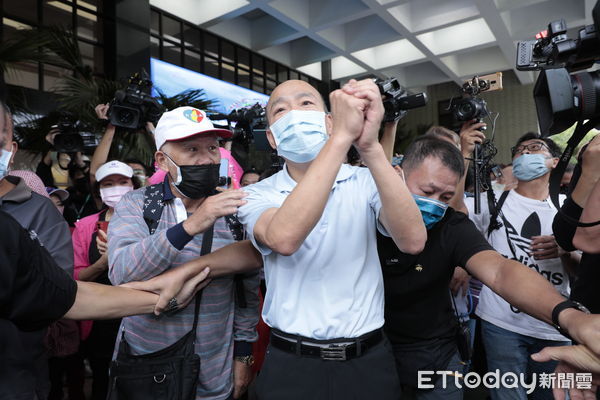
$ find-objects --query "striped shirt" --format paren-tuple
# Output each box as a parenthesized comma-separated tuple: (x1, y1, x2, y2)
(108, 179, 260, 399)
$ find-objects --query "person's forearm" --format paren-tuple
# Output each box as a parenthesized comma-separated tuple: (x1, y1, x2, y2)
(261, 136, 351, 255)
(179, 241, 263, 279)
(379, 121, 398, 162)
(361, 144, 426, 254)
(90, 124, 116, 182)
(64, 281, 157, 320)
(77, 259, 107, 282)
(571, 170, 598, 208)
(488, 258, 566, 325)
(574, 178, 600, 253)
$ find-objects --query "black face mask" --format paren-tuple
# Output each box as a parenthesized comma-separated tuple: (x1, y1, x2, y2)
(167, 155, 220, 199)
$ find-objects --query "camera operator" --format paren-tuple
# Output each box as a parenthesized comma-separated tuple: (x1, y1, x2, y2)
(553, 133, 600, 313)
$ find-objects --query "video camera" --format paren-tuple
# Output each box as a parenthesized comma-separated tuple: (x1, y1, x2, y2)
(451, 73, 503, 124)
(107, 71, 164, 130)
(516, 1, 600, 136)
(211, 103, 267, 147)
(52, 113, 85, 154)
(375, 78, 428, 122)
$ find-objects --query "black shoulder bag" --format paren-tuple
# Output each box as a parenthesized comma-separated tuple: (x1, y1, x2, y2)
(107, 184, 214, 400)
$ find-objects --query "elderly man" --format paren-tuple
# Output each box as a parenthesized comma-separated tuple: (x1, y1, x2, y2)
(108, 107, 260, 400)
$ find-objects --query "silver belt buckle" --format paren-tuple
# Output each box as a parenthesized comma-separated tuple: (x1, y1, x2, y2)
(319, 344, 348, 361)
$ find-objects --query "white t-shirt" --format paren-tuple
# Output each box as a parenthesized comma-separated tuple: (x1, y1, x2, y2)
(238, 164, 387, 340)
(466, 190, 570, 341)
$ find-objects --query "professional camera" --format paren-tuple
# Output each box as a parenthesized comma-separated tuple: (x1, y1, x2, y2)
(211, 103, 267, 148)
(375, 78, 428, 122)
(107, 71, 164, 130)
(451, 73, 502, 123)
(52, 113, 85, 154)
(516, 1, 600, 136)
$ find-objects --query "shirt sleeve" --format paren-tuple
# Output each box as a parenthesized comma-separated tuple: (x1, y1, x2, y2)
(446, 210, 495, 268)
(232, 272, 261, 344)
(33, 196, 74, 276)
(359, 168, 390, 237)
(237, 185, 279, 256)
(107, 190, 185, 284)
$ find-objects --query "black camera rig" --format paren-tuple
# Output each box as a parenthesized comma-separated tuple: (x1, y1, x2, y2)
(107, 71, 164, 130)
(375, 78, 428, 122)
(52, 113, 87, 154)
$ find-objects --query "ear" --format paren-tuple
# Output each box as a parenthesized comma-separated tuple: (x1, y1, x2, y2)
(265, 129, 277, 150)
(8, 141, 17, 166)
(154, 150, 170, 173)
(549, 156, 559, 169)
(324, 113, 333, 137)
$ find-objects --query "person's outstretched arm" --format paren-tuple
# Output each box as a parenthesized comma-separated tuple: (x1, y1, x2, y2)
(90, 104, 115, 186)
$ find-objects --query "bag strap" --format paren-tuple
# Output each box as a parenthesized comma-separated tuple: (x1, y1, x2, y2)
(190, 223, 214, 333)
(487, 190, 510, 237)
(143, 183, 165, 235)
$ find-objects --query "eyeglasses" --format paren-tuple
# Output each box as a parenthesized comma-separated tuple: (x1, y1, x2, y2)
(511, 142, 549, 156)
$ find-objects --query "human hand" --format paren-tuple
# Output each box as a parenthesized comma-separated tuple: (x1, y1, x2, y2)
(45, 128, 60, 146)
(341, 79, 385, 153)
(560, 311, 600, 358)
(532, 345, 599, 400)
(449, 266, 470, 296)
(530, 235, 562, 260)
(329, 86, 369, 146)
(96, 230, 108, 255)
(459, 119, 486, 157)
(95, 103, 109, 120)
(233, 360, 253, 398)
(182, 189, 248, 236)
(121, 266, 211, 315)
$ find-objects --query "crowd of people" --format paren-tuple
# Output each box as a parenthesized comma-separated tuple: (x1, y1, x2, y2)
(1, 77, 600, 400)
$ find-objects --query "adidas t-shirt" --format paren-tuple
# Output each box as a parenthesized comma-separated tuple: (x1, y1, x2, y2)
(466, 190, 570, 341)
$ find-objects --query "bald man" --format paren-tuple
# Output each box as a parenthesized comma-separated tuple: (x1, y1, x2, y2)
(234, 79, 426, 399)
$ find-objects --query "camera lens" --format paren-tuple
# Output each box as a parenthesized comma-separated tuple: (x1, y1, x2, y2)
(572, 70, 600, 121)
(117, 109, 134, 125)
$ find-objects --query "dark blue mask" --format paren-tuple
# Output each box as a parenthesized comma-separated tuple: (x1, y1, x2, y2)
(413, 194, 448, 230)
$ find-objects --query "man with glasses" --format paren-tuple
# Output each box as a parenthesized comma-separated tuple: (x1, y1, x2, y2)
(461, 132, 579, 400)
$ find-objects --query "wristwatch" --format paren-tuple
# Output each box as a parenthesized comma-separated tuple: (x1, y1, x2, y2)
(234, 355, 255, 366)
(551, 300, 590, 339)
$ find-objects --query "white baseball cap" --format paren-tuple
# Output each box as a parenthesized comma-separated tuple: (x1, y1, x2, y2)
(95, 160, 134, 182)
(154, 107, 232, 150)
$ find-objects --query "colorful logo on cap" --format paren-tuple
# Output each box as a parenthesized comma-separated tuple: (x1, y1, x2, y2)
(183, 108, 204, 123)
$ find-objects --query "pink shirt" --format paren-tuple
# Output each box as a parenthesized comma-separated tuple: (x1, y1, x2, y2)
(147, 147, 244, 188)
(72, 211, 104, 340)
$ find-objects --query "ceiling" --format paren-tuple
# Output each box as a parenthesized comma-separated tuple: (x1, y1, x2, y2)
(150, 0, 596, 89)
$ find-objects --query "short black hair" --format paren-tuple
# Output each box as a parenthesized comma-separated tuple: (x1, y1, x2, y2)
(402, 136, 465, 178)
(512, 132, 561, 158)
(424, 126, 460, 147)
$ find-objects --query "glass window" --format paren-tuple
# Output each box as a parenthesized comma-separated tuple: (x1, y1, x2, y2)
(221, 41, 234, 64)
(252, 74, 264, 92)
(79, 41, 103, 74)
(77, 0, 99, 13)
(163, 42, 181, 66)
(299, 74, 310, 82)
(3, 18, 34, 41)
(289, 71, 299, 80)
(184, 49, 201, 72)
(252, 54, 263, 76)
(150, 36, 160, 59)
(183, 24, 201, 50)
(237, 47, 249, 70)
(5, 0, 38, 24)
(277, 65, 288, 82)
(5, 62, 39, 90)
(150, 10, 160, 36)
(222, 62, 235, 84)
(265, 60, 276, 81)
(204, 32, 218, 59)
(162, 15, 181, 43)
(266, 79, 276, 93)
(43, 63, 72, 91)
(238, 68, 250, 89)
(203, 56, 219, 78)
(77, 11, 102, 42)
(43, 1, 73, 27)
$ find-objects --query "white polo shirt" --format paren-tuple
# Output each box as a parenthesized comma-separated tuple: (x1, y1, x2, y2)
(238, 164, 388, 340)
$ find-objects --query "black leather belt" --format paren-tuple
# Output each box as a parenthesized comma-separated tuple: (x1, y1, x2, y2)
(270, 329, 383, 361)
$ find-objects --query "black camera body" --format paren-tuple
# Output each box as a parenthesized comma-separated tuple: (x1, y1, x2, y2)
(53, 113, 85, 154)
(452, 76, 492, 122)
(375, 78, 428, 122)
(516, 1, 600, 136)
(108, 72, 164, 130)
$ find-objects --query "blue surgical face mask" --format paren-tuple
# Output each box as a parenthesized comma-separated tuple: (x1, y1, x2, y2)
(413, 194, 448, 230)
(269, 110, 328, 163)
(512, 153, 550, 182)
(0, 149, 12, 179)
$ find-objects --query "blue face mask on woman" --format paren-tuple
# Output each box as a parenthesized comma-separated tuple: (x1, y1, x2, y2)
(512, 153, 550, 182)
(413, 194, 448, 230)
(269, 110, 328, 163)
